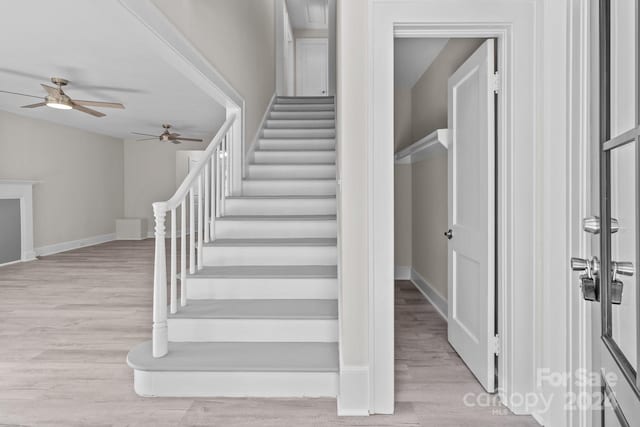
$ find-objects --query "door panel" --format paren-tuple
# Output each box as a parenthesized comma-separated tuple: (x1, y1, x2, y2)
(447, 39, 496, 393)
(295, 39, 328, 96)
(590, 0, 640, 424)
(609, 142, 638, 371)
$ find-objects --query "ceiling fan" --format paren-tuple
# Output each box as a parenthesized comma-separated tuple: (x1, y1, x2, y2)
(0, 77, 125, 117)
(132, 124, 203, 144)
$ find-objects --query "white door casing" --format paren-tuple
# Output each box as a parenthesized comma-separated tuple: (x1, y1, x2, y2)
(447, 39, 496, 393)
(296, 38, 329, 96)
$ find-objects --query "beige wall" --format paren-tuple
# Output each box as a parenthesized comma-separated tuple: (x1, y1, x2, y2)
(336, 0, 369, 367)
(0, 111, 123, 249)
(394, 165, 412, 268)
(394, 87, 413, 268)
(411, 150, 448, 298)
(411, 38, 484, 140)
(152, 0, 276, 148)
(123, 139, 208, 236)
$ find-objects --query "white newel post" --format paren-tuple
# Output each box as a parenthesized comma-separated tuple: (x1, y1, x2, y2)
(152, 202, 168, 358)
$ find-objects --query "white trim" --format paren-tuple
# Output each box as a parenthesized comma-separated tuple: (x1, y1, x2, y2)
(133, 370, 338, 397)
(337, 365, 370, 416)
(410, 268, 448, 321)
(245, 92, 277, 174)
(369, 0, 539, 416)
(117, 0, 245, 195)
(35, 233, 116, 257)
(394, 265, 411, 280)
(394, 129, 449, 164)
(0, 260, 23, 268)
(0, 180, 38, 262)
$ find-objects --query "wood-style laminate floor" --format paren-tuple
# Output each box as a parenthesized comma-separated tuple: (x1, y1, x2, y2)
(0, 240, 539, 426)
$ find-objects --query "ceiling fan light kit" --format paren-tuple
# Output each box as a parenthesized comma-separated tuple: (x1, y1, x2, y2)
(0, 77, 124, 117)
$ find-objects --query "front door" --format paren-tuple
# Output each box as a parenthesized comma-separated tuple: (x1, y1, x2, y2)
(573, 1, 640, 424)
(446, 39, 497, 393)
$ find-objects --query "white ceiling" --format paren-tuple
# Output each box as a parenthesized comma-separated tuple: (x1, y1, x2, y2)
(286, 0, 328, 31)
(394, 38, 449, 88)
(0, 0, 225, 141)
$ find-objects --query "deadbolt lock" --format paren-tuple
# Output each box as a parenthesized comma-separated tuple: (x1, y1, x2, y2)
(583, 216, 619, 234)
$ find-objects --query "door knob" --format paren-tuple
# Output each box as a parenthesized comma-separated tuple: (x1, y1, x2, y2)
(583, 216, 619, 234)
(444, 229, 453, 240)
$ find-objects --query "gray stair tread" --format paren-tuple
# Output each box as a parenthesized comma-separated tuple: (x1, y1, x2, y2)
(207, 238, 337, 247)
(254, 149, 335, 152)
(188, 265, 337, 279)
(218, 215, 336, 221)
(127, 341, 339, 372)
(226, 195, 335, 200)
(168, 299, 338, 320)
(249, 163, 335, 167)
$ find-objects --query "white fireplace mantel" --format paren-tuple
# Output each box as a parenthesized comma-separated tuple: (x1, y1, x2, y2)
(0, 180, 39, 262)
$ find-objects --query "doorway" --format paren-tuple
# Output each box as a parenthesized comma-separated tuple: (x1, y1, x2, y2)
(367, 1, 540, 417)
(394, 34, 502, 396)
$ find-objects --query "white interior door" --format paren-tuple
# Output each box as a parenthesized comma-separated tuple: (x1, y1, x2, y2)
(296, 38, 328, 96)
(447, 39, 496, 393)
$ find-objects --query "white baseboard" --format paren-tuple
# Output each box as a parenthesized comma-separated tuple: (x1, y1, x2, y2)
(409, 268, 448, 321)
(394, 265, 411, 280)
(35, 233, 116, 257)
(337, 365, 370, 416)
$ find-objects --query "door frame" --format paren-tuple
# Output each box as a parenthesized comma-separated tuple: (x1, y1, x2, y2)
(367, 0, 573, 420)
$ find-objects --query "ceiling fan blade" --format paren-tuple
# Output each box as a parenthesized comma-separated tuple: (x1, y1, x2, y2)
(137, 138, 158, 141)
(21, 102, 47, 108)
(131, 132, 159, 137)
(71, 103, 105, 117)
(175, 137, 204, 142)
(41, 84, 58, 96)
(73, 100, 125, 109)
(0, 90, 42, 99)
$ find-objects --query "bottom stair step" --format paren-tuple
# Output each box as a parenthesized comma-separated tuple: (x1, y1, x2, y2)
(127, 341, 338, 397)
(167, 299, 338, 342)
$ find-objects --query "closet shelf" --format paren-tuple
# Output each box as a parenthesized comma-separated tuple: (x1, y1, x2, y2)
(394, 129, 448, 164)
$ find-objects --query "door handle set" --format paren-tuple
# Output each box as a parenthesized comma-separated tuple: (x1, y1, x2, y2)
(444, 229, 453, 240)
(571, 257, 634, 304)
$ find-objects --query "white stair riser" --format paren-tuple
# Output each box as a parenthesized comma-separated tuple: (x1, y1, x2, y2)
(133, 370, 338, 397)
(270, 111, 335, 120)
(225, 198, 336, 216)
(247, 164, 336, 179)
(242, 180, 336, 196)
(263, 128, 335, 138)
(277, 97, 334, 104)
(259, 139, 336, 150)
(214, 220, 337, 238)
(202, 245, 336, 266)
(273, 104, 335, 112)
(168, 318, 338, 342)
(186, 277, 338, 300)
(266, 119, 335, 129)
(253, 151, 335, 164)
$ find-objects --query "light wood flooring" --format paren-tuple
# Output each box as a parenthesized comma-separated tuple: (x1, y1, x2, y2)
(0, 240, 539, 426)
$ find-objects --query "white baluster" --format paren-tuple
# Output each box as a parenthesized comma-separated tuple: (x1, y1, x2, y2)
(180, 200, 186, 307)
(152, 202, 168, 358)
(216, 147, 222, 217)
(214, 153, 217, 241)
(197, 173, 203, 270)
(189, 187, 195, 274)
(204, 163, 210, 243)
(170, 207, 177, 314)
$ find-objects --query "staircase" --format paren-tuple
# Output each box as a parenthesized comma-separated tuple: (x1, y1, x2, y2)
(127, 96, 339, 397)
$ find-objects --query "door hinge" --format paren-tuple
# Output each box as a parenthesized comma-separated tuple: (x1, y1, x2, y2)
(489, 72, 501, 93)
(491, 334, 501, 356)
